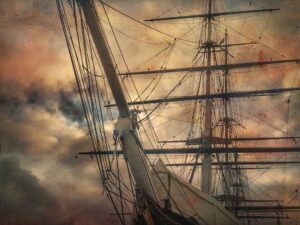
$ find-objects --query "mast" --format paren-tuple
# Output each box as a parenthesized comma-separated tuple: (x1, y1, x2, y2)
(78, 0, 158, 203)
(224, 29, 232, 206)
(202, 0, 213, 194)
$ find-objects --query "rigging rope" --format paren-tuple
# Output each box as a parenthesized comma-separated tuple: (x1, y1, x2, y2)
(98, 0, 198, 45)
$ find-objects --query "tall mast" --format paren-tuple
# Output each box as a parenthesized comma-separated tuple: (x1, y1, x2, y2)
(224, 29, 232, 206)
(202, 0, 213, 194)
(78, 0, 158, 203)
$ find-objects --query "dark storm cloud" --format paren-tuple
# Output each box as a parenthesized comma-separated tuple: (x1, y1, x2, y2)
(0, 31, 83, 154)
(0, 156, 118, 225)
(0, 156, 59, 225)
(0, 83, 56, 117)
(59, 90, 85, 123)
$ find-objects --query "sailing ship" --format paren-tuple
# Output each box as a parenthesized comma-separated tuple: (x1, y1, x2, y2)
(57, 0, 300, 224)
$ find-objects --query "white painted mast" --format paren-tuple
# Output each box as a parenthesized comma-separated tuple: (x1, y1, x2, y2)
(78, 0, 158, 203)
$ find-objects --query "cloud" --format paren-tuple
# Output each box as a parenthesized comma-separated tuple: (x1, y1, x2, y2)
(0, 156, 120, 225)
(58, 90, 85, 123)
(0, 156, 58, 225)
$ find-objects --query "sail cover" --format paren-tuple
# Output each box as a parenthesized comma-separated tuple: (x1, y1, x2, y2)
(151, 160, 241, 225)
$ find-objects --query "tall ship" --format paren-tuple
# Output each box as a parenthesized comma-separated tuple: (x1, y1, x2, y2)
(57, 0, 300, 224)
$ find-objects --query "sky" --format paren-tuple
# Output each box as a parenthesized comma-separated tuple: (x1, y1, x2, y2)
(1, 0, 300, 225)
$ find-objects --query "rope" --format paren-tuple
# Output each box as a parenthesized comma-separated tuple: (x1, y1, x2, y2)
(98, 0, 198, 45)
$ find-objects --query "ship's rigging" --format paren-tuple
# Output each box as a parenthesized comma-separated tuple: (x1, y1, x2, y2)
(57, 0, 300, 224)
